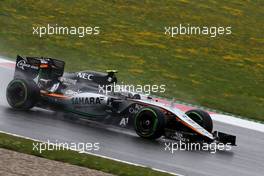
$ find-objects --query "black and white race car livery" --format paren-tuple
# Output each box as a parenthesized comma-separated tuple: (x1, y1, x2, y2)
(6, 55, 236, 145)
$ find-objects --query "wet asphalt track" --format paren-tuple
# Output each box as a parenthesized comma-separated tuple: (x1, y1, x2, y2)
(0, 66, 264, 176)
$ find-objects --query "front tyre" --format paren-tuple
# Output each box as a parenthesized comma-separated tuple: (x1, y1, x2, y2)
(6, 79, 39, 110)
(185, 109, 213, 133)
(134, 106, 165, 139)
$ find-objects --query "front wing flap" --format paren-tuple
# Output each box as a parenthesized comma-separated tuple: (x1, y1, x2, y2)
(213, 131, 236, 146)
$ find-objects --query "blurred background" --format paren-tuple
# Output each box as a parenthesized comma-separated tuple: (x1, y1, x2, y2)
(0, 0, 263, 120)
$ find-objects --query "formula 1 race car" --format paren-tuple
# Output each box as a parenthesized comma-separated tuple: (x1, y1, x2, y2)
(6, 55, 236, 145)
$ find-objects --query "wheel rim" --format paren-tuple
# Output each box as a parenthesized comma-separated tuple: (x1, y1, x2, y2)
(136, 109, 157, 136)
(7, 81, 26, 106)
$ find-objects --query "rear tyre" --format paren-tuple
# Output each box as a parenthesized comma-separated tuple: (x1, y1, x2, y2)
(185, 109, 213, 133)
(134, 106, 165, 139)
(6, 79, 39, 110)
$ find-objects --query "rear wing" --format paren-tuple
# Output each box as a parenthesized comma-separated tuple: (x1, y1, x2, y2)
(15, 55, 65, 80)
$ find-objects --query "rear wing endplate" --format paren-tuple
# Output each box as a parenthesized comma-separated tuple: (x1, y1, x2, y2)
(14, 55, 65, 80)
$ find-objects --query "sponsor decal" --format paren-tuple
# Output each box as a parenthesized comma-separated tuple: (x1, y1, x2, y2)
(119, 117, 129, 127)
(65, 90, 78, 96)
(107, 77, 112, 82)
(71, 97, 104, 105)
(59, 77, 77, 85)
(17, 60, 38, 70)
(128, 104, 143, 114)
(77, 72, 94, 80)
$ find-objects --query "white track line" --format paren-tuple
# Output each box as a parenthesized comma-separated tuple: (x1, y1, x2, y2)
(211, 114, 264, 133)
(0, 130, 182, 176)
(0, 57, 14, 63)
(0, 56, 263, 133)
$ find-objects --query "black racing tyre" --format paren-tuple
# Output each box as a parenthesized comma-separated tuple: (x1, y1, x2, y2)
(134, 106, 165, 139)
(6, 79, 39, 110)
(185, 109, 213, 133)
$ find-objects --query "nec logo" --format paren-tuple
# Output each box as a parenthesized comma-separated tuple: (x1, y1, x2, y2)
(77, 72, 94, 80)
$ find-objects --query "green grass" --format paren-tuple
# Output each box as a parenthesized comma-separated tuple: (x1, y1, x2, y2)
(0, 0, 263, 120)
(0, 132, 174, 176)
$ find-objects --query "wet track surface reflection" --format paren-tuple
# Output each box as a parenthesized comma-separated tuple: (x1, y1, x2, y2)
(0, 67, 264, 176)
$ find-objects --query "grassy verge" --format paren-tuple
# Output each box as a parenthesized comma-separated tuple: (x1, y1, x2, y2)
(0, 0, 263, 121)
(0, 132, 174, 176)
